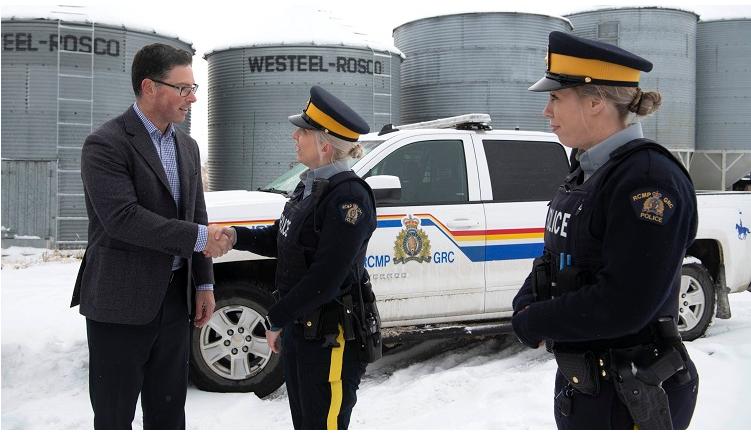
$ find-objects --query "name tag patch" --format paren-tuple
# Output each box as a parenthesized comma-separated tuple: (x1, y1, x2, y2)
(630, 188, 676, 226)
(340, 202, 364, 226)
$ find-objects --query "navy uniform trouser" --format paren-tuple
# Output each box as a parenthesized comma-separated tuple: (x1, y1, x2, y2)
(282, 323, 367, 430)
(553, 357, 699, 430)
(86, 266, 190, 430)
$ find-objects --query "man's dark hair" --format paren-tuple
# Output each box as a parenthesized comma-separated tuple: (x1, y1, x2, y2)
(131, 43, 193, 97)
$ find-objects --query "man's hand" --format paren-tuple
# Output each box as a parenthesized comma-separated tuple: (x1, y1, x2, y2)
(265, 328, 282, 354)
(204, 225, 233, 258)
(194, 290, 215, 328)
(215, 226, 236, 246)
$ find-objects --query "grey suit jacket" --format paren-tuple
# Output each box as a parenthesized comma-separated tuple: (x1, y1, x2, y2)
(72, 106, 213, 325)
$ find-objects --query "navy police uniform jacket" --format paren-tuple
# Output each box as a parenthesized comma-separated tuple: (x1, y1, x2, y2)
(512, 138, 698, 350)
(234, 170, 377, 328)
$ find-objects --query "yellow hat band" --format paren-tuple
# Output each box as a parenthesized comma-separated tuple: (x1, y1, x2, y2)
(305, 102, 360, 140)
(550, 53, 641, 83)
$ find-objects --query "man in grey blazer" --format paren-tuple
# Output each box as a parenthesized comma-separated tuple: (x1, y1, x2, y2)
(71, 43, 232, 429)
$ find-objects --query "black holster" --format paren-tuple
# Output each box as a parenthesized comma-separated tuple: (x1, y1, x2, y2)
(611, 348, 675, 430)
(650, 316, 691, 385)
(611, 318, 690, 429)
(355, 279, 382, 363)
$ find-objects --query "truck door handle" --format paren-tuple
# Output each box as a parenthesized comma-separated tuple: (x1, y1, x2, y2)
(447, 219, 481, 229)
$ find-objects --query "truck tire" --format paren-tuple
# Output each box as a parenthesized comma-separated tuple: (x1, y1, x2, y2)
(189, 280, 284, 397)
(677, 264, 715, 341)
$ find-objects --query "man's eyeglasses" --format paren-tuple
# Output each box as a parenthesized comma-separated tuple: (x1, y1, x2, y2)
(150, 78, 199, 97)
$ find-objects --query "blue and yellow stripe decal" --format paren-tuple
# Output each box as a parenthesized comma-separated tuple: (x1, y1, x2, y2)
(214, 214, 545, 262)
(377, 213, 544, 262)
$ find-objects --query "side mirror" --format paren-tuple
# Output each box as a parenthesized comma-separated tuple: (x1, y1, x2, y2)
(365, 175, 401, 206)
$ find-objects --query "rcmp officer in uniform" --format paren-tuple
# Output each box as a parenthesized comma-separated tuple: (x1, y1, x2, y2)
(512, 32, 699, 429)
(216, 86, 378, 430)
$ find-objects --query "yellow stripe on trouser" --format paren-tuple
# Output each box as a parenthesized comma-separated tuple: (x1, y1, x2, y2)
(327, 325, 346, 430)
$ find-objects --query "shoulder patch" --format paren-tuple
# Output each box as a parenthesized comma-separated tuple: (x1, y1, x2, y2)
(339, 201, 365, 226)
(629, 188, 677, 226)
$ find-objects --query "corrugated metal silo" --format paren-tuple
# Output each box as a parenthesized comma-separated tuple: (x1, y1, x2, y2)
(393, 12, 572, 131)
(205, 7, 403, 191)
(1, 6, 194, 248)
(566, 7, 699, 163)
(692, 18, 751, 190)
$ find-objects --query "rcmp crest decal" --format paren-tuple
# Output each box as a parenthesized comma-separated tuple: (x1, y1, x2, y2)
(394, 215, 431, 264)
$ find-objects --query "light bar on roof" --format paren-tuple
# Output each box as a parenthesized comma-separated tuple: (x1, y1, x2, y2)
(396, 113, 492, 130)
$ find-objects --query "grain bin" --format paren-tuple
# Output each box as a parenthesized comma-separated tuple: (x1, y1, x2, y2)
(566, 7, 699, 164)
(393, 12, 572, 131)
(205, 6, 403, 191)
(692, 18, 751, 190)
(1, 6, 194, 248)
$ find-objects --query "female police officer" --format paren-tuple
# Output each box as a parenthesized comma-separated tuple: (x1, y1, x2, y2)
(511, 31, 699, 430)
(217, 86, 377, 429)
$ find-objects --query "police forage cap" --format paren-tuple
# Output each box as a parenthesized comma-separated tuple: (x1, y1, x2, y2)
(289, 86, 370, 142)
(529, 31, 653, 92)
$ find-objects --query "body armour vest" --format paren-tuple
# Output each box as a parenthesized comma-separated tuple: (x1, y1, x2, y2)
(274, 171, 375, 298)
(544, 138, 694, 350)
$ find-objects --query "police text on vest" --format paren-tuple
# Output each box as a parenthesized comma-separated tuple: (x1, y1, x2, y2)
(546, 209, 571, 237)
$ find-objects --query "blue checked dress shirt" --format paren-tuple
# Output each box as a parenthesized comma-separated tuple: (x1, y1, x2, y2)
(134, 103, 211, 290)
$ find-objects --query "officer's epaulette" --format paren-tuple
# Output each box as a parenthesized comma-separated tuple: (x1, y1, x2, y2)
(311, 171, 375, 235)
(320, 171, 375, 206)
(609, 139, 692, 183)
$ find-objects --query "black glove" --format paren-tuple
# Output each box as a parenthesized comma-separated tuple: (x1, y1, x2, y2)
(511, 307, 541, 349)
(512, 294, 535, 314)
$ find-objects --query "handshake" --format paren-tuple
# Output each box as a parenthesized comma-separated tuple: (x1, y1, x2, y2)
(203, 225, 237, 258)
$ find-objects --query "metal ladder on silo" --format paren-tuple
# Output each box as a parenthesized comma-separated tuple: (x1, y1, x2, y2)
(55, 19, 95, 249)
(372, 50, 393, 129)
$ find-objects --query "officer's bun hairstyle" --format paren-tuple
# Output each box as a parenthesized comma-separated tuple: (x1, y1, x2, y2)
(315, 130, 364, 161)
(575, 85, 662, 121)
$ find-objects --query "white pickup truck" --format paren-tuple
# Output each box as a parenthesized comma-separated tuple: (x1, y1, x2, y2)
(191, 114, 751, 397)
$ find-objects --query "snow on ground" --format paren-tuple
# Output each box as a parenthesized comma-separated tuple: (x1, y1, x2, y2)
(1, 249, 750, 430)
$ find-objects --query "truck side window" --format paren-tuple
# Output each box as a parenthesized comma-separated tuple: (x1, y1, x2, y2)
(483, 140, 569, 202)
(365, 140, 468, 204)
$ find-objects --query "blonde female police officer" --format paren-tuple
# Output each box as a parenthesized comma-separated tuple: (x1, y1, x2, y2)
(218, 86, 377, 430)
(512, 32, 699, 430)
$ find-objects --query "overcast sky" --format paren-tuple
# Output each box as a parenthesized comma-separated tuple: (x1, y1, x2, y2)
(3, 1, 750, 159)
(171, 2, 750, 55)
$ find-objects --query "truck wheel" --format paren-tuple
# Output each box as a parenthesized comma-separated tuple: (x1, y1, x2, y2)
(677, 264, 715, 341)
(189, 281, 284, 397)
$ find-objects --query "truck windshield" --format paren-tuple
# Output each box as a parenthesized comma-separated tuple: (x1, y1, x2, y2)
(260, 139, 384, 195)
